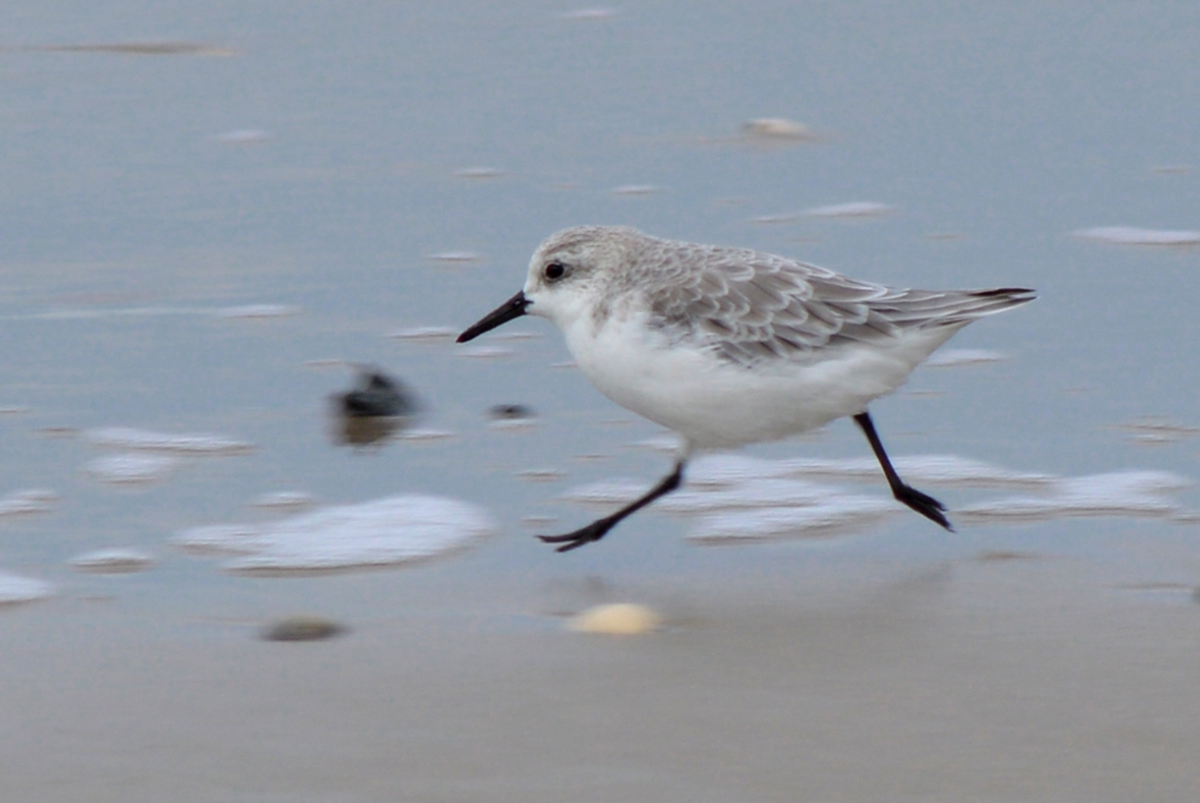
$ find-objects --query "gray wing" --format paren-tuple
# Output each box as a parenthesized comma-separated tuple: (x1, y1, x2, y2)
(645, 245, 1034, 367)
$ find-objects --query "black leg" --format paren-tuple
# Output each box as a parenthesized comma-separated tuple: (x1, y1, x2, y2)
(853, 412, 953, 531)
(539, 461, 686, 552)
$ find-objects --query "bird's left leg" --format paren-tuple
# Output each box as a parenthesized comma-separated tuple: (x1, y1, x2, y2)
(539, 460, 686, 552)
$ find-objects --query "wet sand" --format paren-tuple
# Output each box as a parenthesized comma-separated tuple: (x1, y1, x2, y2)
(3, 555, 1197, 802)
(5, 2, 1200, 800)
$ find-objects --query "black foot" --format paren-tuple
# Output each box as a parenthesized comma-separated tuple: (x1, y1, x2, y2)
(894, 483, 954, 531)
(538, 518, 616, 553)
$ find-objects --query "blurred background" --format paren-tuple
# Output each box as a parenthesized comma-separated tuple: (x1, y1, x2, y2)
(1, 2, 1198, 801)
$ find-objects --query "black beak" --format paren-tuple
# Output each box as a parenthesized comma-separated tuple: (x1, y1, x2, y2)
(457, 291, 529, 343)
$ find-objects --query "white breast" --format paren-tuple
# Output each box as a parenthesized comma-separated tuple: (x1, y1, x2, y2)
(560, 308, 960, 450)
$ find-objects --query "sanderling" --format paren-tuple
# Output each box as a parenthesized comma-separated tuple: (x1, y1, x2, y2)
(459, 226, 1035, 551)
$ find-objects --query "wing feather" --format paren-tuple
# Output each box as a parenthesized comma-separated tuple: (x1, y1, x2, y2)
(645, 246, 1033, 367)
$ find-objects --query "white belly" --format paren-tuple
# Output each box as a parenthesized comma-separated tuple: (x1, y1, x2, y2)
(563, 313, 960, 450)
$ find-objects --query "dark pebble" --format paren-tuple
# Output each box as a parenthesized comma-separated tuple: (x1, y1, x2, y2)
(261, 615, 348, 642)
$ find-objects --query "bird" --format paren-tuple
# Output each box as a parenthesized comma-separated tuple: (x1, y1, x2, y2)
(458, 226, 1034, 552)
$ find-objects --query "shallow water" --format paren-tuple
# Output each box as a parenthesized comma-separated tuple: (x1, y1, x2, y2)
(2, 1, 1200, 800)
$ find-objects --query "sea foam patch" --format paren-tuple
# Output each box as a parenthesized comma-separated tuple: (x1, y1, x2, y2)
(560, 472, 898, 542)
(85, 453, 178, 485)
(657, 479, 832, 514)
(0, 571, 55, 605)
(1114, 416, 1200, 445)
(214, 304, 300, 319)
(172, 495, 495, 574)
(925, 349, 1009, 368)
(69, 548, 156, 574)
(1073, 226, 1200, 246)
(801, 201, 893, 218)
(957, 471, 1190, 523)
(0, 489, 57, 517)
(559, 454, 1192, 543)
(86, 427, 253, 456)
(688, 496, 899, 544)
(741, 118, 816, 140)
(387, 326, 458, 342)
(685, 453, 1056, 490)
(251, 491, 315, 511)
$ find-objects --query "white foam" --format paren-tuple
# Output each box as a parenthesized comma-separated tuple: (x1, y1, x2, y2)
(958, 471, 1190, 523)
(453, 166, 506, 179)
(517, 468, 566, 483)
(85, 453, 178, 485)
(801, 201, 893, 218)
(741, 118, 815, 140)
(557, 456, 1191, 540)
(214, 304, 300, 318)
(749, 212, 801, 224)
(251, 491, 315, 510)
(488, 418, 538, 432)
(429, 251, 483, 263)
(657, 479, 833, 514)
(1073, 226, 1200, 246)
(925, 349, 1009, 368)
(400, 427, 458, 443)
(485, 330, 542, 341)
(611, 184, 663, 196)
(560, 479, 649, 507)
(69, 548, 156, 573)
(686, 453, 1056, 490)
(688, 497, 899, 544)
(0, 489, 57, 517)
(565, 456, 1054, 516)
(0, 571, 55, 605)
(172, 524, 262, 555)
(386, 326, 458, 342)
(1115, 416, 1200, 445)
(684, 454, 785, 488)
(624, 433, 684, 454)
(457, 345, 516, 360)
(85, 427, 253, 456)
(561, 475, 844, 513)
(172, 495, 496, 574)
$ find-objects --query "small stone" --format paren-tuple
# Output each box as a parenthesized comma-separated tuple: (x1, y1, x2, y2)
(337, 369, 418, 418)
(568, 603, 661, 635)
(261, 616, 347, 642)
(488, 403, 534, 420)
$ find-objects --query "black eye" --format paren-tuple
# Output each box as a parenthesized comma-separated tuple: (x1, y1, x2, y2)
(544, 261, 566, 281)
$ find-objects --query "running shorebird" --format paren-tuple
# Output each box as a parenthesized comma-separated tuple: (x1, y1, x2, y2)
(459, 226, 1034, 551)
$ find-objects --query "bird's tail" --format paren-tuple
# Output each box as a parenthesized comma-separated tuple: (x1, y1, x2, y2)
(875, 287, 1036, 329)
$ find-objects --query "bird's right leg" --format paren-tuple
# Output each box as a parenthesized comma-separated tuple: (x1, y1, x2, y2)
(853, 411, 953, 531)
